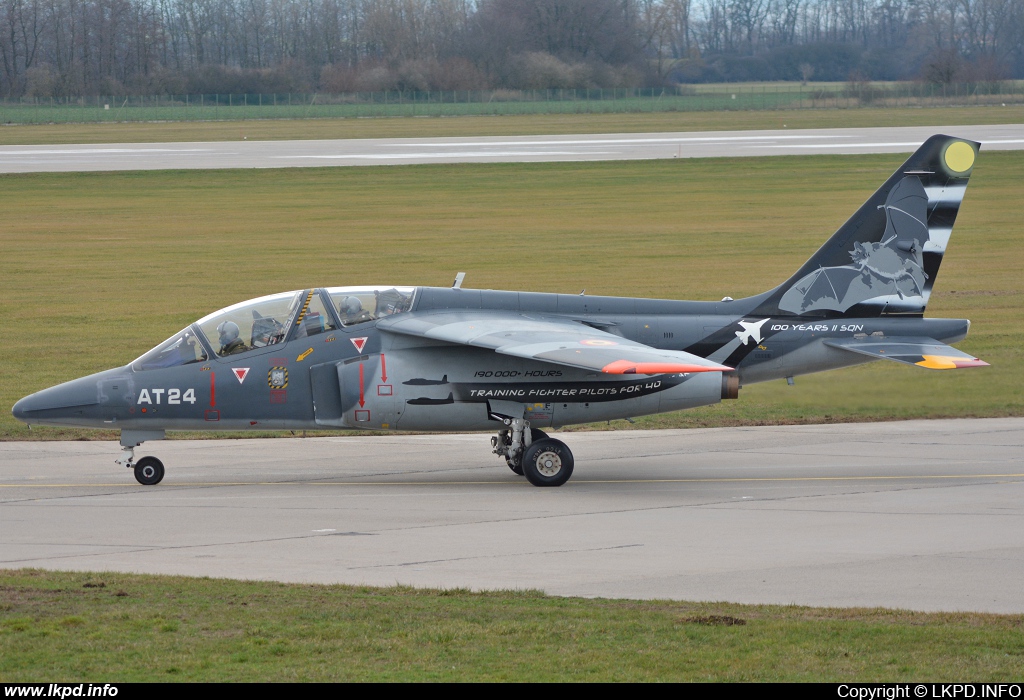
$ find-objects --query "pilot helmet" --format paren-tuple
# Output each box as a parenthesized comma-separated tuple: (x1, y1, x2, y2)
(340, 296, 363, 316)
(217, 321, 240, 345)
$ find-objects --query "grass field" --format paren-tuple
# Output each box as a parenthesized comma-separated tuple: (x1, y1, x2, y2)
(2, 81, 1021, 126)
(2, 151, 1020, 440)
(1, 569, 1022, 681)
(0, 105, 1021, 144)
(3, 88, 819, 124)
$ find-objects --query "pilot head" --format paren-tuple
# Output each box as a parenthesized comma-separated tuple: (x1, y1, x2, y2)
(217, 321, 240, 345)
(340, 296, 363, 316)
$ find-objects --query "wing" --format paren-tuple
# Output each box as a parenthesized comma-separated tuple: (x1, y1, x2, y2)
(377, 310, 731, 375)
(823, 336, 988, 369)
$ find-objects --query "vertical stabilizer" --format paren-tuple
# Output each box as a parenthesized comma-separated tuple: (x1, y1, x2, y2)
(754, 135, 979, 318)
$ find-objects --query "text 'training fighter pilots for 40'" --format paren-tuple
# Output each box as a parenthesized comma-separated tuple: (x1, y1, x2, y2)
(12, 135, 988, 487)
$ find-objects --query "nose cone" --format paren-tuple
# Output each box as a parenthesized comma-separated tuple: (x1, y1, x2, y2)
(11, 395, 30, 422)
(12, 372, 109, 425)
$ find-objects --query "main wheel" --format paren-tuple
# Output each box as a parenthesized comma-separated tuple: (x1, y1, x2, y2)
(133, 456, 165, 486)
(506, 428, 550, 475)
(521, 438, 574, 487)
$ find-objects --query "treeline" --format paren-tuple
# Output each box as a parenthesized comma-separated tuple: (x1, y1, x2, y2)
(2, 0, 1022, 98)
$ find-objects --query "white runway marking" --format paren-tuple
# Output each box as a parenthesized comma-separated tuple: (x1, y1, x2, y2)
(0, 148, 215, 155)
(283, 150, 600, 159)
(772, 138, 1024, 149)
(395, 134, 852, 147)
(0, 124, 1020, 172)
(769, 142, 924, 149)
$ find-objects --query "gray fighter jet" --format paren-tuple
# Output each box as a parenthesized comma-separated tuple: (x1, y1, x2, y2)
(12, 135, 989, 487)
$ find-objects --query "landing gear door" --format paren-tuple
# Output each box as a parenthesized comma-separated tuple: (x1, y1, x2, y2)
(338, 355, 396, 430)
(309, 362, 345, 427)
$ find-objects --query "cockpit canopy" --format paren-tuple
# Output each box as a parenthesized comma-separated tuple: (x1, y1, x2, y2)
(323, 287, 412, 328)
(196, 291, 306, 358)
(132, 327, 208, 371)
(132, 286, 415, 371)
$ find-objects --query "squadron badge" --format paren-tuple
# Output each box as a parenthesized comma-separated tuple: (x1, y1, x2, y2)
(268, 367, 288, 389)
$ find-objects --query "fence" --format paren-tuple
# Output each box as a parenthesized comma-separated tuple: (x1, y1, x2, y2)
(1, 82, 1022, 124)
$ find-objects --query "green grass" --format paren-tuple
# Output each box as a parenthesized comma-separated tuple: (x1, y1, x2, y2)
(0, 104, 1021, 144)
(3, 81, 1021, 126)
(1, 569, 1021, 681)
(3, 90, 812, 124)
(3, 152, 1021, 440)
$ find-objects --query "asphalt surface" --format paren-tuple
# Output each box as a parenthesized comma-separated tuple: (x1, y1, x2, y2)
(0, 124, 1021, 172)
(2, 418, 1022, 612)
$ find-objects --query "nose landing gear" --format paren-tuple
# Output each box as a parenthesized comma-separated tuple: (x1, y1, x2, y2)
(117, 430, 167, 485)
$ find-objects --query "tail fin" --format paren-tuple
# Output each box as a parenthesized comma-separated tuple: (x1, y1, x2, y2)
(754, 135, 979, 318)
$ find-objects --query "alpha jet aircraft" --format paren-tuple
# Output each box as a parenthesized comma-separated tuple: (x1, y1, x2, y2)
(12, 135, 989, 487)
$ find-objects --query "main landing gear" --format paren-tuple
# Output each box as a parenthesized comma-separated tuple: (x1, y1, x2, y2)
(491, 418, 574, 487)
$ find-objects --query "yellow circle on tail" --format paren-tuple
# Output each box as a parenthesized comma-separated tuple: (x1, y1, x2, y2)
(944, 141, 975, 173)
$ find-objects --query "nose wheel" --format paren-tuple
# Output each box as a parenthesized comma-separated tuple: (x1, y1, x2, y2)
(133, 456, 165, 485)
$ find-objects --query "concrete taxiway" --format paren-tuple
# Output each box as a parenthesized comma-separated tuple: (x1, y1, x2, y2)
(2, 418, 1023, 612)
(0, 124, 1021, 173)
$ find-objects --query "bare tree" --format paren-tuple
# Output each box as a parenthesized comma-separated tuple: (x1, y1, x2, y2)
(729, 0, 770, 52)
(0, 0, 46, 96)
(1, 0, 1022, 98)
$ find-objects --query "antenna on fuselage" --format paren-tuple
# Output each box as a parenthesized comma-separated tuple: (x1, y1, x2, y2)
(452, 272, 466, 289)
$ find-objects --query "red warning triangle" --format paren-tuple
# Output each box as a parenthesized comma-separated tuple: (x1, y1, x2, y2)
(350, 337, 368, 352)
(232, 367, 250, 384)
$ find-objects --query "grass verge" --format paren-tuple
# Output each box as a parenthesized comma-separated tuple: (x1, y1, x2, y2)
(0, 105, 1020, 144)
(1, 569, 1022, 681)
(4, 152, 1020, 440)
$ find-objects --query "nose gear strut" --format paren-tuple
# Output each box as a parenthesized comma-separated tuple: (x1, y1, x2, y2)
(116, 445, 135, 468)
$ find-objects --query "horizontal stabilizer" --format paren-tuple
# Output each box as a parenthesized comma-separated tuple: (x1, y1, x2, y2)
(823, 337, 988, 370)
(378, 310, 731, 375)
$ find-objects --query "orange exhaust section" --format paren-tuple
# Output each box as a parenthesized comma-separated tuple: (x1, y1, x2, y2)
(915, 355, 990, 370)
(601, 360, 732, 375)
